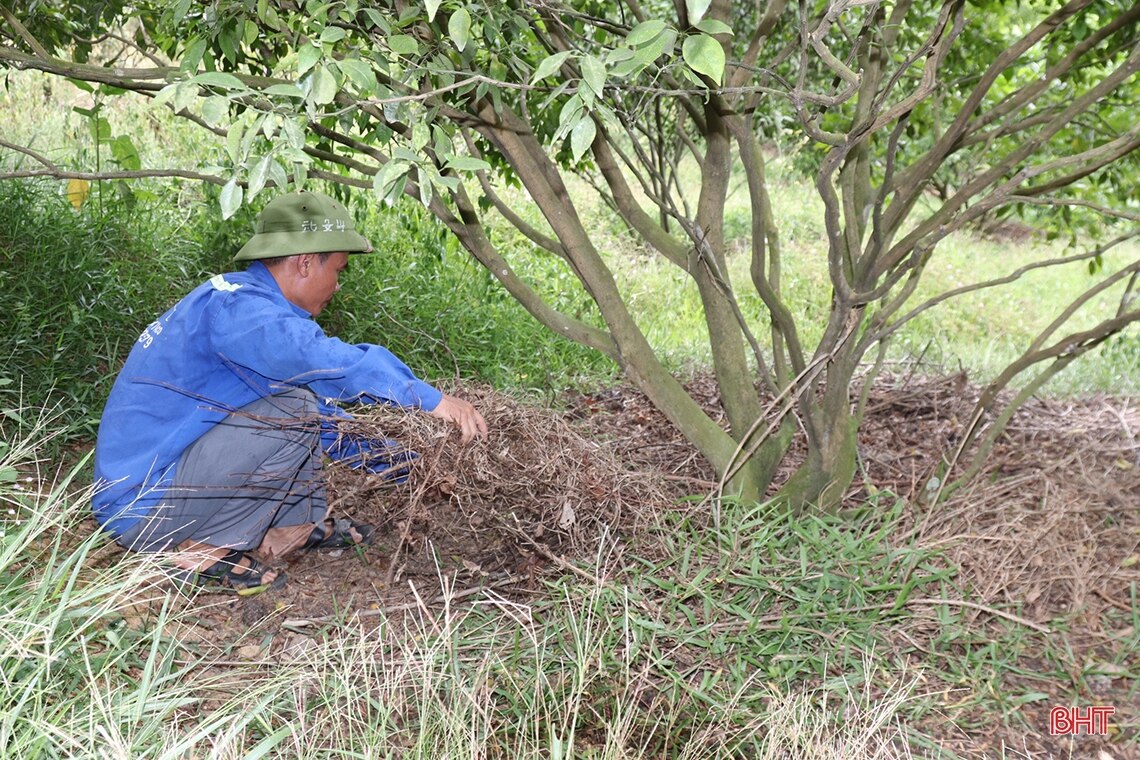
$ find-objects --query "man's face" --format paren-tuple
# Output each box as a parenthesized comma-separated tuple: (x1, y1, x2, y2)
(297, 251, 349, 316)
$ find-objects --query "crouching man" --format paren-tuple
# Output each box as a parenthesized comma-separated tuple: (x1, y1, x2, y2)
(93, 190, 487, 592)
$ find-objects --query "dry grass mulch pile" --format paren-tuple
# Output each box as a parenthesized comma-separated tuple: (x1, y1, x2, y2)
(263, 384, 686, 629)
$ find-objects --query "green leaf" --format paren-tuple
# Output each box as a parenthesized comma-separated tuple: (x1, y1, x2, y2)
(580, 55, 605, 98)
(91, 116, 112, 143)
(446, 155, 492, 172)
(320, 26, 347, 44)
(218, 26, 238, 64)
(685, 0, 713, 23)
(558, 93, 584, 129)
(220, 179, 243, 220)
(392, 146, 420, 163)
(432, 123, 452, 156)
(265, 83, 304, 98)
(337, 58, 376, 93)
(181, 37, 207, 73)
(282, 118, 306, 150)
(418, 166, 433, 207)
(201, 95, 229, 126)
(610, 57, 645, 78)
(363, 8, 388, 30)
(449, 8, 472, 52)
(532, 51, 572, 83)
(425, 0, 443, 22)
(682, 33, 724, 85)
(297, 42, 322, 75)
(248, 154, 272, 199)
(412, 121, 430, 150)
(267, 158, 289, 191)
(388, 34, 419, 56)
(309, 64, 338, 105)
(618, 28, 677, 77)
(606, 47, 635, 65)
(373, 160, 408, 204)
(172, 81, 197, 113)
(570, 116, 596, 164)
(111, 135, 141, 171)
(694, 19, 733, 36)
(190, 72, 245, 90)
(627, 20, 667, 47)
(152, 84, 178, 109)
(66, 77, 95, 93)
(172, 0, 192, 24)
(225, 121, 243, 163)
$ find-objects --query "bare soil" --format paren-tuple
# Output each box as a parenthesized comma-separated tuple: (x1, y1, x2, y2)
(110, 374, 1140, 758)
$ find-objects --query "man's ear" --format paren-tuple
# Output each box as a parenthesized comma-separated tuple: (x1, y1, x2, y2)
(295, 253, 314, 277)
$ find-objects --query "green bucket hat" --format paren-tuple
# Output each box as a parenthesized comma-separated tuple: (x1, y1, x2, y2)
(234, 191, 373, 261)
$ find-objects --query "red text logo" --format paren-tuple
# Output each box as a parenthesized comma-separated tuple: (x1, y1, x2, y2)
(1049, 705, 1114, 736)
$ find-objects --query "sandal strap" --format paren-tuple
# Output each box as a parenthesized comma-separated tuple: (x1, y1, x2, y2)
(199, 549, 284, 590)
(305, 517, 375, 550)
(198, 548, 246, 580)
(305, 522, 327, 548)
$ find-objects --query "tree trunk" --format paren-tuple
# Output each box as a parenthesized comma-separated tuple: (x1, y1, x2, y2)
(778, 365, 860, 513)
(779, 411, 857, 513)
(732, 416, 796, 501)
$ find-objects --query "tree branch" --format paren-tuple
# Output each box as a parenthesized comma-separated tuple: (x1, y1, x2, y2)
(966, 4, 1140, 141)
(0, 5, 50, 58)
(872, 230, 1140, 346)
(591, 135, 689, 267)
(877, 40, 1140, 281)
(886, 0, 1094, 232)
(0, 138, 225, 184)
(0, 43, 173, 88)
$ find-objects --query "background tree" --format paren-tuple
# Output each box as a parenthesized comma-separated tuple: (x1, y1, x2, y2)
(3, 0, 1139, 509)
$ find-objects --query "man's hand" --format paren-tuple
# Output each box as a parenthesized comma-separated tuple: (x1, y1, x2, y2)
(428, 393, 489, 443)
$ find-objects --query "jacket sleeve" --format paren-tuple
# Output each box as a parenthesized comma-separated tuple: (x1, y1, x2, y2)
(210, 291, 443, 411)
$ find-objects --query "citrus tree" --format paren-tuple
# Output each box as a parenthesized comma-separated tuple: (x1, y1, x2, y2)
(3, 0, 1139, 509)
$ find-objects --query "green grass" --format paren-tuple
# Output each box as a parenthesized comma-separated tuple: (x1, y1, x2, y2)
(0, 417, 926, 758)
(5, 415, 1123, 757)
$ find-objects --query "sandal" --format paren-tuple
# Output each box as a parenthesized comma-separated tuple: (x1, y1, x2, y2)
(305, 517, 375, 550)
(179, 549, 287, 593)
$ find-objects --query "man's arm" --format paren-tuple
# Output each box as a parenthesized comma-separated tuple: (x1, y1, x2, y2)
(213, 292, 488, 441)
(428, 393, 489, 443)
(212, 295, 442, 410)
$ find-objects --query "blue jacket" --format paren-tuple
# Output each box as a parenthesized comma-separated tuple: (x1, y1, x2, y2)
(93, 261, 442, 536)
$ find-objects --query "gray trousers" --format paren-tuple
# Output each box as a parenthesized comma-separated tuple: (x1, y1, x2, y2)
(115, 388, 327, 553)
